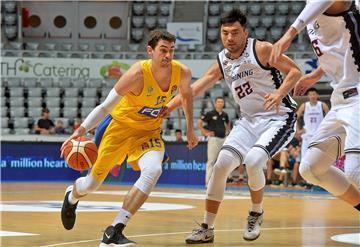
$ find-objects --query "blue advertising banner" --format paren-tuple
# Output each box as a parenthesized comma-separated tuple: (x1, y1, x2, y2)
(0, 141, 207, 186)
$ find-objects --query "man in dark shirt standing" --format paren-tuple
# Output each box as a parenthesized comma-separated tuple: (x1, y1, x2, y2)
(35, 108, 55, 135)
(198, 97, 230, 185)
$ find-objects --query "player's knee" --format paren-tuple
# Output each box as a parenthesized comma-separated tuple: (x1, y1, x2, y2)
(299, 161, 320, 185)
(212, 150, 239, 178)
(244, 147, 268, 172)
(135, 166, 162, 195)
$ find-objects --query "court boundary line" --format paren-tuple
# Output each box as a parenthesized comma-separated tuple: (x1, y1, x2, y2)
(39, 225, 359, 247)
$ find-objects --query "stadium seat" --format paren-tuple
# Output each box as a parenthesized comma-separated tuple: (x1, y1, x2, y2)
(63, 98, 78, 108)
(131, 29, 144, 42)
(63, 107, 78, 118)
(9, 87, 24, 97)
(133, 3, 145, 15)
(14, 128, 30, 135)
(208, 16, 220, 28)
(226, 108, 237, 119)
(247, 16, 260, 28)
(261, 16, 273, 28)
(277, 2, 289, 15)
(207, 29, 219, 43)
(63, 88, 79, 98)
(157, 17, 168, 28)
(10, 107, 25, 117)
(72, 79, 86, 88)
(101, 87, 112, 97)
(95, 44, 106, 52)
(49, 107, 61, 118)
(249, 3, 261, 15)
(61, 43, 73, 51)
(291, 2, 304, 14)
(2, 118, 9, 128)
(46, 88, 61, 97)
(238, 3, 247, 13)
(39, 78, 54, 87)
(13, 117, 29, 129)
(208, 4, 220, 16)
(58, 77, 72, 88)
(83, 88, 98, 97)
(270, 28, 283, 41)
(45, 98, 61, 108)
(145, 17, 157, 29)
(132, 16, 145, 28)
(45, 43, 56, 51)
(27, 108, 43, 118)
(263, 2, 276, 15)
(26, 42, 39, 50)
(254, 27, 267, 40)
(10, 97, 24, 107)
(80, 107, 93, 118)
(111, 44, 122, 52)
(23, 77, 37, 88)
(88, 78, 103, 88)
(159, 4, 170, 16)
(146, 4, 158, 15)
(222, 3, 233, 13)
(4, 13, 17, 25)
(27, 97, 43, 107)
(274, 15, 287, 27)
(81, 98, 97, 108)
(4, 1, 16, 12)
(209, 89, 223, 98)
(4, 26, 17, 40)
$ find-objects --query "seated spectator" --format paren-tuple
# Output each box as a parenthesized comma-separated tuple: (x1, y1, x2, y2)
(34, 108, 55, 135)
(55, 120, 66, 134)
(72, 118, 81, 133)
(175, 129, 183, 142)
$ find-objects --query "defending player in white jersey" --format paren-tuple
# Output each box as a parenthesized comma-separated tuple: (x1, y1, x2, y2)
(161, 9, 301, 243)
(271, 0, 360, 211)
(296, 88, 329, 159)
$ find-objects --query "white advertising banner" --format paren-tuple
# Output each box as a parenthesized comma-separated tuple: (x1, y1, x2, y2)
(167, 22, 203, 46)
(0, 57, 329, 82)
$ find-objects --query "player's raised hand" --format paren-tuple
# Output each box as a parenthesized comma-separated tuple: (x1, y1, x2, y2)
(60, 126, 87, 158)
(186, 129, 198, 150)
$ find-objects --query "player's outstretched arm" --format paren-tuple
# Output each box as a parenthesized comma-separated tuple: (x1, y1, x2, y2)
(162, 62, 223, 115)
(294, 67, 325, 96)
(179, 65, 198, 150)
(257, 41, 302, 111)
(269, 0, 334, 64)
(61, 62, 143, 155)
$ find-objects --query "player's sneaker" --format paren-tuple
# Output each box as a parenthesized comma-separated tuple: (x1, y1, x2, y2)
(61, 185, 78, 230)
(185, 223, 214, 244)
(243, 211, 263, 241)
(99, 223, 136, 247)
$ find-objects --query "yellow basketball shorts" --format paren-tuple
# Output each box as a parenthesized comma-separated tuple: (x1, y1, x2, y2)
(91, 115, 164, 181)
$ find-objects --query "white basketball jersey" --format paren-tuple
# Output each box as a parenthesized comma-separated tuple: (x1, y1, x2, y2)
(303, 101, 324, 135)
(218, 38, 297, 118)
(306, 2, 360, 90)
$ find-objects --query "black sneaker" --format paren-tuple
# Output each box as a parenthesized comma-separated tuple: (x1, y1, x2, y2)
(99, 223, 136, 247)
(61, 186, 78, 230)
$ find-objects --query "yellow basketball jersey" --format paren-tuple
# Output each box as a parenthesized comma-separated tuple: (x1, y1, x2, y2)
(110, 59, 181, 131)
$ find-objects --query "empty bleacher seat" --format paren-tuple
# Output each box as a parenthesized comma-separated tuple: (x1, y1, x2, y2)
(254, 27, 267, 40)
(45, 98, 61, 108)
(26, 42, 39, 50)
(10, 107, 25, 117)
(49, 107, 61, 118)
(2, 118, 9, 128)
(61, 43, 73, 51)
(222, 3, 233, 13)
(133, 3, 145, 15)
(27, 108, 43, 118)
(208, 4, 220, 15)
(132, 16, 145, 28)
(263, 2, 276, 15)
(81, 107, 93, 118)
(208, 16, 220, 28)
(111, 44, 122, 52)
(277, 2, 289, 15)
(247, 16, 260, 28)
(23, 78, 38, 88)
(4, 1, 17, 13)
(58, 77, 72, 88)
(13, 117, 29, 129)
(207, 29, 219, 43)
(72, 79, 86, 88)
(63, 88, 79, 98)
(39, 78, 54, 87)
(4, 26, 17, 40)
(274, 15, 287, 27)
(9, 87, 24, 97)
(63, 98, 78, 108)
(159, 4, 170, 16)
(291, 2, 304, 14)
(4, 13, 17, 25)
(249, 3, 261, 15)
(145, 17, 157, 29)
(46, 88, 61, 97)
(146, 4, 158, 15)
(14, 128, 30, 135)
(83, 88, 98, 97)
(131, 29, 144, 42)
(45, 43, 56, 51)
(27, 97, 43, 107)
(261, 16, 273, 28)
(63, 107, 78, 118)
(81, 98, 97, 108)
(209, 89, 223, 98)
(270, 28, 283, 41)
(88, 78, 103, 88)
(6, 77, 22, 87)
(10, 97, 24, 107)
(95, 44, 106, 52)
(157, 17, 168, 28)
(101, 88, 112, 97)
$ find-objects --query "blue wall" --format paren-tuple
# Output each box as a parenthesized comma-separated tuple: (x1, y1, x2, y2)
(0, 141, 207, 186)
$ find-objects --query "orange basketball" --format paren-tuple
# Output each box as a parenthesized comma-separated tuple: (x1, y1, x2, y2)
(62, 136, 98, 171)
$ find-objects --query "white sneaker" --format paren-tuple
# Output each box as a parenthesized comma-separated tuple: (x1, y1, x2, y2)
(243, 211, 263, 241)
(185, 223, 214, 244)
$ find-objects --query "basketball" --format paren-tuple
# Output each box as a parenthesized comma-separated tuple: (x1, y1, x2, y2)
(62, 137, 98, 171)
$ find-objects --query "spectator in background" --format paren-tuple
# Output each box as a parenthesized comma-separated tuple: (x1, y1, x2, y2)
(55, 120, 66, 134)
(72, 118, 81, 133)
(175, 129, 183, 142)
(198, 96, 230, 185)
(34, 108, 55, 135)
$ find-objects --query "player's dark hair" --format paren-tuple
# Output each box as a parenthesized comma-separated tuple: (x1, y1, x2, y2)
(306, 87, 319, 94)
(175, 129, 182, 133)
(147, 30, 176, 49)
(215, 96, 224, 102)
(220, 9, 247, 27)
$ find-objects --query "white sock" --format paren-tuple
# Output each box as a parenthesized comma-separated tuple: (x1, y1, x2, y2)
(204, 211, 216, 228)
(68, 191, 79, 205)
(112, 208, 133, 226)
(251, 202, 263, 214)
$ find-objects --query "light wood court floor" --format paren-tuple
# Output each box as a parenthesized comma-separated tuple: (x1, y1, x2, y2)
(1, 183, 359, 246)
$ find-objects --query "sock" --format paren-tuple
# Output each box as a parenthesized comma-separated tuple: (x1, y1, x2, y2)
(112, 208, 133, 226)
(68, 191, 79, 205)
(204, 211, 216, 228)
(355, 203, 360, 211)
(251, 202, 263, 214)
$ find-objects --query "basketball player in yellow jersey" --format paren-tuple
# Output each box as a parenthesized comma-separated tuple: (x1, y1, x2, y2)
(59, 30, 198, 246)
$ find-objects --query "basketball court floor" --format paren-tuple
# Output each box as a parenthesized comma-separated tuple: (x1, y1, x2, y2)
(1, 183, 359, 246)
